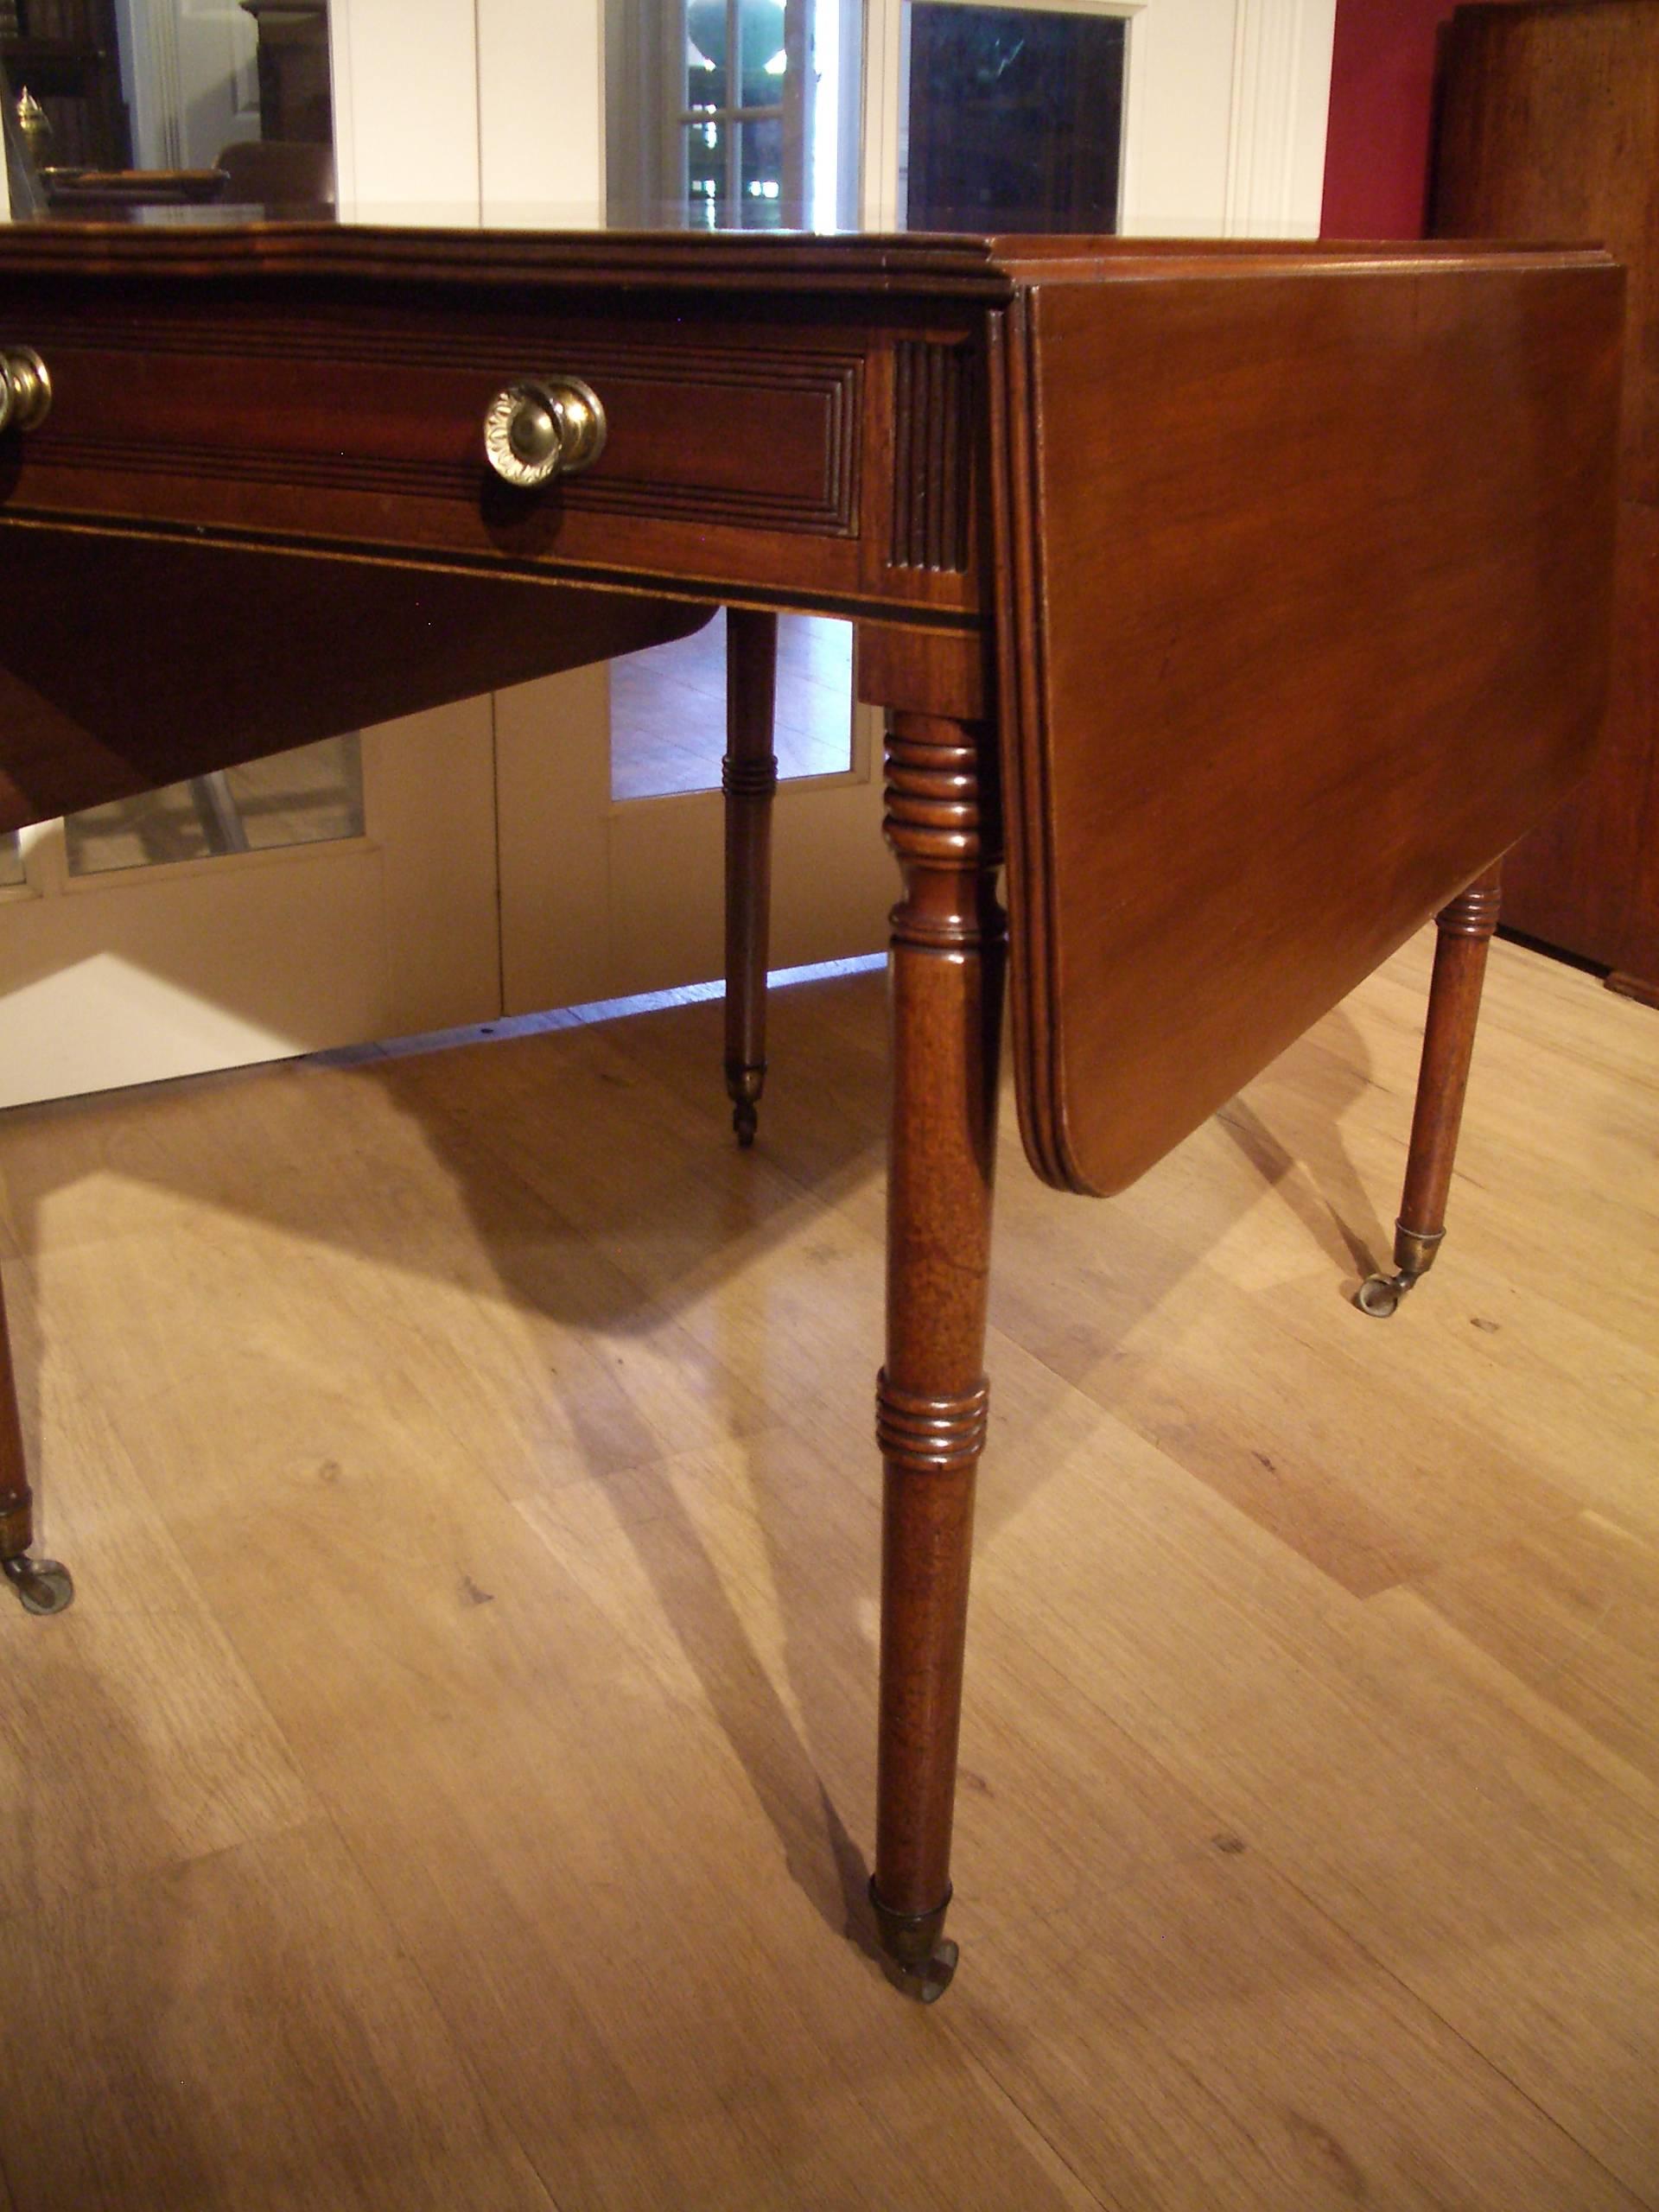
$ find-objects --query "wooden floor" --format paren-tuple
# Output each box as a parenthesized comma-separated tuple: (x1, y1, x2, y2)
(0, 928, 1655, 2211)
(610, 609, 855, 799)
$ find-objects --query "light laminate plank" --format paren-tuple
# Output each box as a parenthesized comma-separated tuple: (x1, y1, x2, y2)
(0, 1821, 561, 2212)
(953, 1847, 1647, 2212)
(0, 1273, 313, 1920)
(970, 1344, 1659, 2198)
(1410, 1510, 1659, 1788)
(524, 1424, 1652, 2210)
(2, 930, 1655, 2207)
(16, 1244, 1093, 2208)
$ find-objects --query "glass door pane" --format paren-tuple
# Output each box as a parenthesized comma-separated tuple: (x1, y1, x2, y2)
(63, 734, 365, 875)
(682, 0, 798, 224)
(606, 0, 857, 802)
(903, 3, 1126, 232)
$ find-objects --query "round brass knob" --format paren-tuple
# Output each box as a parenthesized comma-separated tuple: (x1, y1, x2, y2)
(482, 376, 606, 487)
(0, 347, 51, 435)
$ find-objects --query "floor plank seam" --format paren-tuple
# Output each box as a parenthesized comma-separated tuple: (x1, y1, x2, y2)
(915, 2037, 1121, 2212)
(984, 1603, 1659, 2211)
(297, 1802, 571, 2212)
(1259, 1859, 1659, 2212)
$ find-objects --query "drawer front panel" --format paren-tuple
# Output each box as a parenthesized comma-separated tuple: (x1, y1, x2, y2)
(0, 297, 982, 612)
(20, 334, 861, 535)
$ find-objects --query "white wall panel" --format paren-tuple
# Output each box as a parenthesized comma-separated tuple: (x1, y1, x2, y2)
(477, 0, 607, 219)
(1118, 0, 1335, 238)
(330, 0, 481, 219)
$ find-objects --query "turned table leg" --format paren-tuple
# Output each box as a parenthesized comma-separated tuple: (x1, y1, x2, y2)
(870, 711, 1004, 2000)
(0, 1270, 72, 1613)
(722, 608, 779, 1147)
(1357, 863, 1503, 1318)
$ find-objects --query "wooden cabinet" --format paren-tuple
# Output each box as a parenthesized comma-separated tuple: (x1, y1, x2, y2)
(0, 0, 131, 169)
(240, 0, 331, 145)
(1434, 0, 1659, 1005)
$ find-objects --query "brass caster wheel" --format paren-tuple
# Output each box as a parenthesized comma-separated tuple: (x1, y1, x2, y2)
(1355, 1272, 1408, 1318)
(893, 1937, 958, 2004)
(733, 1101, 758, 1149)
(3, 1554, 74, 1614)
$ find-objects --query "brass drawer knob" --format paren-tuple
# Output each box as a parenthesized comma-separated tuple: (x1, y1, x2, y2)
(482, 376, 606, 486)
(0, 347, 51, 434)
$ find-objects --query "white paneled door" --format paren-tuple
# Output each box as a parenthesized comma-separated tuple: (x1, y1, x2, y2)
(0, 0, 1334, 1106)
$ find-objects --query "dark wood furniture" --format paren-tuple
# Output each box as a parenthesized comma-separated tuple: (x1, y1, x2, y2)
(213, 137, 334, 208)
(37, 166, 229, 207)
(240, 0, 331, 147)
(1434, 0, 1659, 1006)
(722, 608, 779, 1146)
(34, 142, 334, 215)
(0, 224, 1621, 1998)
(2, 0, 131, 172)
(1354, 867, 1506, 1318)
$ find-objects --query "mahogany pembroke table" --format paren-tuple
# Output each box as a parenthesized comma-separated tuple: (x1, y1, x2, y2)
(0, 226, 1621, 1998)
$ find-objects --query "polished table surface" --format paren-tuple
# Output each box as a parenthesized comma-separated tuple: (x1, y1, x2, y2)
(0, 221, 1623, 1994)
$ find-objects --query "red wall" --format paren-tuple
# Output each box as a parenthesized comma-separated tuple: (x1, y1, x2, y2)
(1320, 0, 1459, 239)
(1321, 1, 1541, 238)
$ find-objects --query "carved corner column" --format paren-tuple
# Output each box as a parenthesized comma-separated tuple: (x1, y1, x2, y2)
(871, 709, 1005, 1999)
(1357, 863, 1503, 1318)
(722, 608, 779, 1147)
(0, 1272, 71, 1612)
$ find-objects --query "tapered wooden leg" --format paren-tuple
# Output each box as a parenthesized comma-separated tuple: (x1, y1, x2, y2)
(871, 711, 1004, 2000)
(722, 608, 779, 1147)
(1357, 864, 1502, 1318)
(0, 1270, 72, 1613)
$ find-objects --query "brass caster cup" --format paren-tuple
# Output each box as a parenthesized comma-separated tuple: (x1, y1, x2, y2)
(1393, 1223, 1446, 1279)
(1356, 1220, 1448, 1317)
(869, 1879, 958, 2002)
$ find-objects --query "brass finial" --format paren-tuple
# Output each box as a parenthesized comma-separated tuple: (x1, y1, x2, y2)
(15, 88, 52, 166)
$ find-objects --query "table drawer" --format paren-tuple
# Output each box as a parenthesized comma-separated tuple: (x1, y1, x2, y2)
(0, 300, 920, 607)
